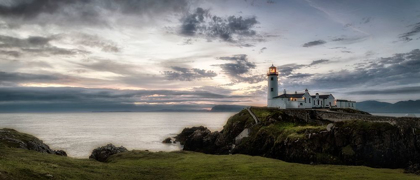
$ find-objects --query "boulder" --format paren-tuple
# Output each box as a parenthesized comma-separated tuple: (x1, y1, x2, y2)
(89, 144, 128, 162)
(175, 126, 208, 145)
(162, 137, 172, 144)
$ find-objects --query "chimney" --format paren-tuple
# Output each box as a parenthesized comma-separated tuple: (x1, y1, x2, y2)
(295, 91, 297, 94)
(283, 89, 286, 94)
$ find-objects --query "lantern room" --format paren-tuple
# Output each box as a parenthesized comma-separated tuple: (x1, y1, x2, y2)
(267, 64, 278, 76)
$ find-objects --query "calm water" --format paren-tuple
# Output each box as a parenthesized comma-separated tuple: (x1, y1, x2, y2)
(0, 112, 235, 158)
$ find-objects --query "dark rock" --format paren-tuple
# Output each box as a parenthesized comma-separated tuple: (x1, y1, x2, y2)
(175, 126, 208, 145)
(181, 127, 230, 154)
(162, 137, 172, 144)
(0, 128, 67, 156)
(89, 144, 128, 162)
(54, 150, 67, 156)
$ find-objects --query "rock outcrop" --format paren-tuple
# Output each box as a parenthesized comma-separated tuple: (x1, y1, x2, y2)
(0, 128, 67, 156)
(177, 107, 420, 170)
(162, 137, 173, 143)
(89, 144, 128, 162)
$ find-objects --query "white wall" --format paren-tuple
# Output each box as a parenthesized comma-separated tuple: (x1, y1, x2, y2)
(267, 75, 278, 101)
(268, 99, 287, 109)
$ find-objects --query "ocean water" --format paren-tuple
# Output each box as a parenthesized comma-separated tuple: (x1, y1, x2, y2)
(0, 112, 235, 158)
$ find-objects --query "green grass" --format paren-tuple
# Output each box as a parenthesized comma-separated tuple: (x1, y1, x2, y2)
(0, 146, 418, 180)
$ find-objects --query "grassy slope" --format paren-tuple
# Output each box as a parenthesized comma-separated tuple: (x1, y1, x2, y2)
(0, 145, 419, 179)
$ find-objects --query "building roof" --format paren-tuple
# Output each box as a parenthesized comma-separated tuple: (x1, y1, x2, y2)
(274, 93, 305, 98)
(311, 95, 330, 99)
(336, 99, 356, 102)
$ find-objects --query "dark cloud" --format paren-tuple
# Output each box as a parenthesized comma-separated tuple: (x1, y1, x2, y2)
(180, 7, 262, 45)
(0, 50, 20, 57)
(277, 59, 330, 77)
(309, 59, 329, 66)
(163, 66, 217, 81)
(0, 86, 251, 112)
(0, 35, 51, 48)
(259, 47, 267, 54)
(0, 71, 104, 87)
(219, 54, 256, 74)
(349, 86, 420, 95)
(399, 22, 420, 42)
(331, 36, 367, 44)
(0, 71, 59, 85)
(302, 40, 326, 47)
(288, 73, 312, 79)
(0, 0, 189, 27)
(277, 63, 301, 76)
(217, 54, 264, 83)
(361, 17, 372, 24)
(282, 49, 420, 91)
(0, 35, 89, 56)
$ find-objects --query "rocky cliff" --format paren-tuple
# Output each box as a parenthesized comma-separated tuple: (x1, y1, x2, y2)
(176, 107, 420, 169)
(0, 128, 67, 156)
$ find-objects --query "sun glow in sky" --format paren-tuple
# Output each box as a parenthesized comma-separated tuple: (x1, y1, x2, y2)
(0, 0, 419, 111)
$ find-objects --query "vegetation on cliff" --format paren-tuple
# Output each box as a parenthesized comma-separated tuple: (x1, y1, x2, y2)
(178, 107, 420, 169)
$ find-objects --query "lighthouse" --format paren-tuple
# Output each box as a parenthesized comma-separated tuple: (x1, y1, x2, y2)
(267, 64, 279, 105)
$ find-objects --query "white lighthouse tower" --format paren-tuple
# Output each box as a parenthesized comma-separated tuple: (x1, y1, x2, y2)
(267, 64, 278, 105)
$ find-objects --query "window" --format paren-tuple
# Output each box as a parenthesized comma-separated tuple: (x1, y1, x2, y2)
(309, 98, 311, 103)
(318, 100, 319, 105)
(271, 88, 273, 92)
(271, 77, 273, 81)
(300, 103, 303, 105)
(304, 98, 306, 103)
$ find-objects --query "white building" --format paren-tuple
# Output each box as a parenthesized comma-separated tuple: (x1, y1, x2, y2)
(267, 65, 356, 109)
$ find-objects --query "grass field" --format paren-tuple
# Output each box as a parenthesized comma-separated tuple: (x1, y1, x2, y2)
(0, 146, 419, 180)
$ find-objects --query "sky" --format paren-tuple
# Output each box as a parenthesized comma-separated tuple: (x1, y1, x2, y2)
(0, 0, 419, 112)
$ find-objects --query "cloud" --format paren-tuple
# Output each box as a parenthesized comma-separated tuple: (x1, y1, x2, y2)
(0, 50, 20, 57)
(331, 36, 367, 44)
(0, 71, 59, 85)
(0, 0, 189, 27)
(75, 59, 140, 75)
(0, 86, 252, 112)
(282, 49, 420, 91)
(361, 17, 372, 24)
(0, 35, 89, 56)
(259, 47, 267, 54)
(217, 54, 264, 83)
(349, 86, 420, 95)
(399, 22, 420, 42)
(163, 66, 217, 81)
(277, 59, 330, 76)
(57, 33, 120, 53)
(179, 7, 262, 45)
(309, 59, 329, 66)
(302, 40, 326, 47)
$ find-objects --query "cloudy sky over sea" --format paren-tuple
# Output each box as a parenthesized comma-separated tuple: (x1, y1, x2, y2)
(0, 0, 419, 111)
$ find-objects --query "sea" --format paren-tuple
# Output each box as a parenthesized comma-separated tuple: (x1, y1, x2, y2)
(1, 112, 418, 158)
(0, 112, 235, 158)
